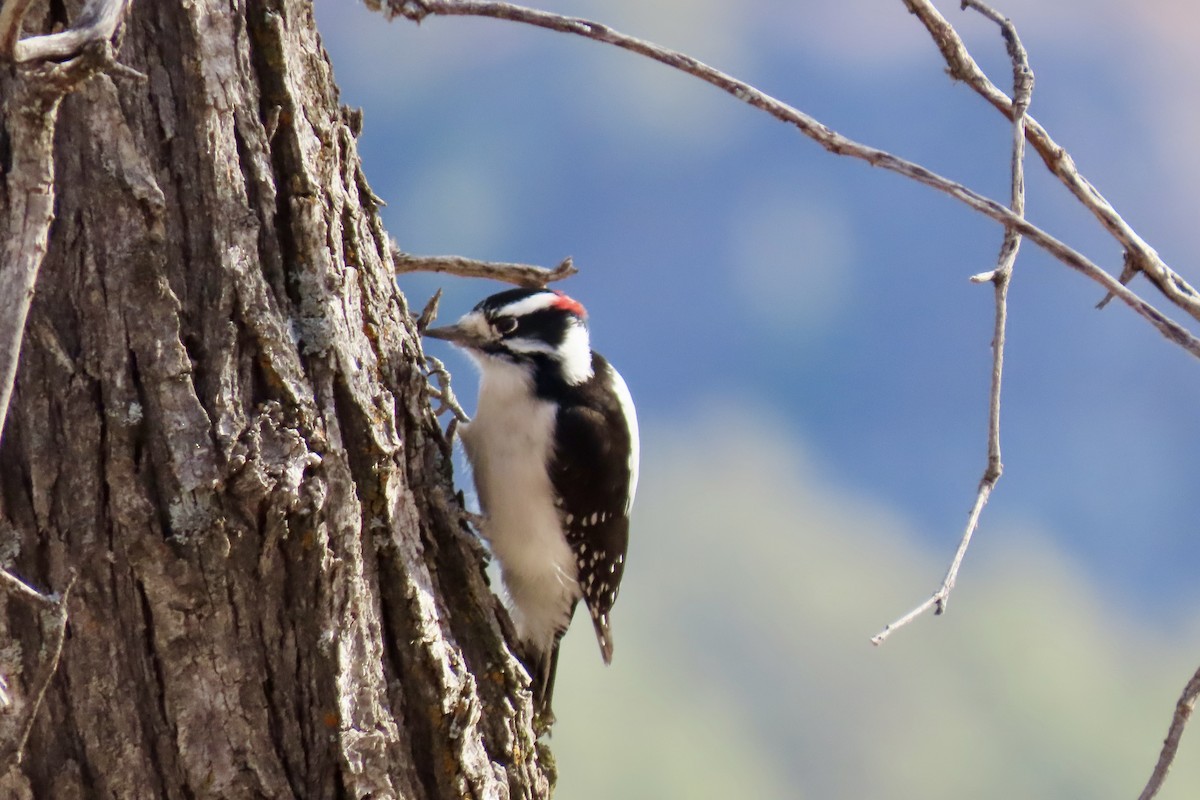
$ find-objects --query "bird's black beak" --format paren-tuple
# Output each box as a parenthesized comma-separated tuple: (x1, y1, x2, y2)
(422, 324, 456, 341)
(423, 323, 483, 348)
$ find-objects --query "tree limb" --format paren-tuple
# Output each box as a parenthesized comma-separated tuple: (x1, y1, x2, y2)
(381, 0, 1200, 362)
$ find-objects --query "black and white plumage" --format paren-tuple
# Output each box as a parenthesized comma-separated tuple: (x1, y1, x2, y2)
(424, 287, 639, 716)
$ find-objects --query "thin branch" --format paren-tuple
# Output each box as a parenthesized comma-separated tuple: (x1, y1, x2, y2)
(394, 248, 577, 288)
(1138, 664, 1200, 800)
(873, 0, 1030, 645)
(384, 0, 1200, 362)
(0, 568, 59, 608)
(0, 571, 76, 771)
(902, 0, 1200, 323)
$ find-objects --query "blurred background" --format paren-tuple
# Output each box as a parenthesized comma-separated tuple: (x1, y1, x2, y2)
(318, 1, 1200, 796)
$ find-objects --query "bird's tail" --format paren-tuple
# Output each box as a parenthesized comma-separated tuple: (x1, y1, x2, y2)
(590, 612, 614, 664)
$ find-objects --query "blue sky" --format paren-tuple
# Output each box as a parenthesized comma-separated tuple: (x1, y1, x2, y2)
(318, 2, 1200, 795)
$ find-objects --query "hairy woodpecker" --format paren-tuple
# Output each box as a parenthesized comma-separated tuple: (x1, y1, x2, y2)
(425, 287, 639, 715)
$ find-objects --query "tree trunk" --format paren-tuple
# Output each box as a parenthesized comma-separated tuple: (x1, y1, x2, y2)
(0, 1, 548, 797)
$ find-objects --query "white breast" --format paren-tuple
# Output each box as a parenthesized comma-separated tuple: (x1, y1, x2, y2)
(461, 357, 579, 654)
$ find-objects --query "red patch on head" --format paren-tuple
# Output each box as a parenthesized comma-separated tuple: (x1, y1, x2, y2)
(552, 291, 587, 318)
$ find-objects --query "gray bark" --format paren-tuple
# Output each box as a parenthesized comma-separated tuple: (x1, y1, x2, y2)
(0, 1, 548, 797)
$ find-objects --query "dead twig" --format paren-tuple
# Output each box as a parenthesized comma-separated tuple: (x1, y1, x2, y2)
(874, 0, 1030, 645)
(382, 0, 1200, 363)
(1097, 251, 1139, 310)
(394, 247, 577, 289)
(0, 568, 59, 609)
(0, 570, 76, 771)
(416, 288, 444, 334)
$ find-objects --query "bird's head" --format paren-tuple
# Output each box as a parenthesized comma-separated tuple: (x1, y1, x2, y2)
(425, 287, 594, 386)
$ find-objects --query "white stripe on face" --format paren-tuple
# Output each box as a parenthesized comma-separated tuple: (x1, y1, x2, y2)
(502, 318, 594, 385)
(557, 322, 594, 385)
(494, 291, 563, 319)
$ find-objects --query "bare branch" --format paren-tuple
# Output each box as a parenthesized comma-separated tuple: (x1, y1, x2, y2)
(394, 248, 577, 288)
(874, 0, 1031, 645)
(902, 0, 1200, 323)
(0, 568, 59, 608)
(1138, 664, 1200, 800)
(383, 0, 1200, 362)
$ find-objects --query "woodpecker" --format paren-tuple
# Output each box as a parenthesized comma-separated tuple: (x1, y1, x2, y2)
(424, 287, 639, 716)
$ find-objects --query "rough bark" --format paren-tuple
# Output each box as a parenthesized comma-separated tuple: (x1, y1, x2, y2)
(0, 1, 548, 797)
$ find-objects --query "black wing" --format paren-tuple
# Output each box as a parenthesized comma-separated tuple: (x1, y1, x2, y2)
(549, 357, 636, 663)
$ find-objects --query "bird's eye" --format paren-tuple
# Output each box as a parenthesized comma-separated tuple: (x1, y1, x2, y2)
(495, 317, 518, 335)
